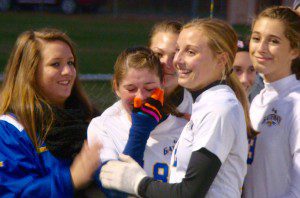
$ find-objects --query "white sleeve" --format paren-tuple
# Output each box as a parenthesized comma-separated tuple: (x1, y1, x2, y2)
(283, 111, 300, 198)
(192, 106, 241, 163)
(87, 117, 118, 162)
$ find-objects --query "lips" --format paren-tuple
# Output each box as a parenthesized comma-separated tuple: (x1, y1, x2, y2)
(58, 80, 72, 86)
(177, 69, 192, 78)
(255, 56, 272, 62)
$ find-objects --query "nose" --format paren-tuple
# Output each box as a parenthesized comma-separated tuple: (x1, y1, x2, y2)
(240, 72, 250, 86)
(173, 51, 183, 70)
(136, 89, 148, 101)
(257, 39, 268, 54)
(61, 64, 73, 76)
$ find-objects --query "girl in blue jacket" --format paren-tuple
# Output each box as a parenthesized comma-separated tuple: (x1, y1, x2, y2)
(0, 28, 101, 197)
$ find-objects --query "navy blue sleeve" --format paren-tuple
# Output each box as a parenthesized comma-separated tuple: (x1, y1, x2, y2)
(123, 112, 158, 167)
(0, 121, 74, 198)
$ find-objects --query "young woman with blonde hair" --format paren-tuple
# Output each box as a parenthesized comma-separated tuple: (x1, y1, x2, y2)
(99, 18, 255, 197)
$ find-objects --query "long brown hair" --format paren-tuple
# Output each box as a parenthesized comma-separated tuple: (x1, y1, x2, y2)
(252, 6, 300, 79)
(0, 28, 95, 148)
(184, 18, 257, 138)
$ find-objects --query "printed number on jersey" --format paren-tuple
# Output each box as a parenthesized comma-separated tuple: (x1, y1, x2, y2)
(153, 163, 169, 182)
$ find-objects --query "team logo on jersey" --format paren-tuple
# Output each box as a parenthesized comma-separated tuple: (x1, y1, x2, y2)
(262, 108, 281, 126)
(163, 139, 177, 156)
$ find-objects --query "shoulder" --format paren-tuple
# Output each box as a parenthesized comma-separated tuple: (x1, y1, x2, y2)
(91, 101, 123, 122)
(100, 100, 125, 118)
(287, 82, 300, 99)
(0, 114, 35, 155)
(0, 114, 24, 132)
(0, 115, 28, 142)
(88, 101, 127, 130)
(195, 85, 243, 116)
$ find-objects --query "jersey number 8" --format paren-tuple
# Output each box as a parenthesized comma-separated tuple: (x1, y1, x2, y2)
(153, 162, 169, 182)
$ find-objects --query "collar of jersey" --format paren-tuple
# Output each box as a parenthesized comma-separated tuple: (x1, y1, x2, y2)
(189, 80, 226, 102)
(264, 74, 297, 94)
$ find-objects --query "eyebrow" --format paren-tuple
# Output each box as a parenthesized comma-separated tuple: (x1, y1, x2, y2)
(48, 56, 74, 60)
(186, 44, 202, 50)
(252, 31, 282, 40)
(123, 82, 158, 86)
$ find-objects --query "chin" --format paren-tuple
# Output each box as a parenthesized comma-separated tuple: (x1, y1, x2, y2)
(178, 79, 187, 88)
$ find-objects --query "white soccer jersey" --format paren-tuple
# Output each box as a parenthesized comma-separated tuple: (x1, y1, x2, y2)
(243, 74, 300, 198)
(88, 89, 193, 182)
(169, 85, 248, 198)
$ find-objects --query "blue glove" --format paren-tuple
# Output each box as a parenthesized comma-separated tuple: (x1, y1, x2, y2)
(123, 88, 165, 167)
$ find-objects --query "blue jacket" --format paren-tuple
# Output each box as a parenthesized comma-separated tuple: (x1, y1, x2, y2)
(0, 115, 74, 198)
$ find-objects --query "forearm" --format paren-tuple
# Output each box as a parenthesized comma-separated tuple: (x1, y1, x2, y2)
(123, 114, 157, 166)
(138, 148, 221, 198)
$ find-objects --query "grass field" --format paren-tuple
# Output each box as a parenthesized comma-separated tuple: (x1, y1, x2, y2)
(0, 12, 250, 111)
(0, 12, 157, 73)
(0, 12, 250, 74)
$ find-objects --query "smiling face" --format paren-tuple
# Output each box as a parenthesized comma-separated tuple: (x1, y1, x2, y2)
(233, 51, 256, 94)
(173, 27, 222, 91)
(115, 67, 162, 114)
(150, 31, 178, 95)
(37, 40, 76, 107)
(250, 17, 299, 82)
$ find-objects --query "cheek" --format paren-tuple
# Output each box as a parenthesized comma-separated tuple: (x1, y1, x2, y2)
(249, 74, 256, 85)
(249, 45, 257, 58)
(71, 67, 77, 78)
(119, 92, 135, 106)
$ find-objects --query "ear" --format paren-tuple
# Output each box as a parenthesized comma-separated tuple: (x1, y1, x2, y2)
(216, 52, 228, 70)
(113, 79, 121, 98)
(290, 48, 300, 61)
